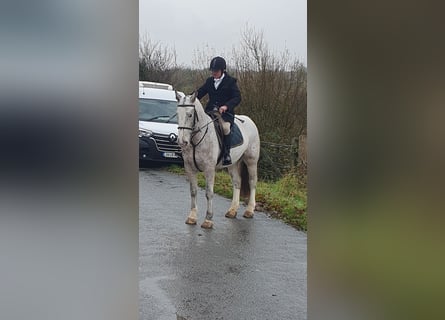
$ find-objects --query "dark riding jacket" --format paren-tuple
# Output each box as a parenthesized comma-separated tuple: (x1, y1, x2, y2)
(196, 72, 241, 125)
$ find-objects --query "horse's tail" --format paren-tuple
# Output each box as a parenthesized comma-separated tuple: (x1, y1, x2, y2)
(240, 162, 250, 199)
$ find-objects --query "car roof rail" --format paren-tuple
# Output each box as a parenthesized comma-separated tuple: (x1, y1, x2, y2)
(139, 81, 173, 91)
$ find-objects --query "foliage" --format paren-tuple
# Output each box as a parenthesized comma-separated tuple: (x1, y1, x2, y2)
(196, 170, 233, 198)
(233, 24, 307, 143)
(256, 169, 307, 230)
(166, 165, 185, 175)
(139, 33, 178, 84)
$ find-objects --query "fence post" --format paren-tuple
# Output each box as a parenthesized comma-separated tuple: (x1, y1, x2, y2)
(291, 137, 298, 170)
(298, 134, 307, 165)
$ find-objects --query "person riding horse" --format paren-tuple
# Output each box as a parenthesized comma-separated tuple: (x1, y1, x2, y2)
(197, 56, 241, 165)
(176, 91, 260, 229)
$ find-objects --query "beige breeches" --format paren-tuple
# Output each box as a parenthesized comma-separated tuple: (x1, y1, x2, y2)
(218, 118, 231, 135)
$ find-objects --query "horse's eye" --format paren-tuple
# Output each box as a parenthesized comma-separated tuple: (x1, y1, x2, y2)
(188, 113, 192, 118)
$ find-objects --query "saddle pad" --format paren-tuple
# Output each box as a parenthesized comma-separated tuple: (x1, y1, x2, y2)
(230, 122, 243, 147)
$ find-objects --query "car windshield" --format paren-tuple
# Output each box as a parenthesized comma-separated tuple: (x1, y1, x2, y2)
(139, 98, 178, 123)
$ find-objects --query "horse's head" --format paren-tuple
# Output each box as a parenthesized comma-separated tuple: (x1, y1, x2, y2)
(176, 91, 199, 147)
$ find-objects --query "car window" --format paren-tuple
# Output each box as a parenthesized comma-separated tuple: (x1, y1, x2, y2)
(139, 98, 178, 123)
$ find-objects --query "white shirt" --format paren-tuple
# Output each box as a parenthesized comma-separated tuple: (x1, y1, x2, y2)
(213, 73, 225, 90)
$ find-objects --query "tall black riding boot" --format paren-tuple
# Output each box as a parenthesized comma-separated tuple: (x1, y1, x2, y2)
(223, 134, 232, 165)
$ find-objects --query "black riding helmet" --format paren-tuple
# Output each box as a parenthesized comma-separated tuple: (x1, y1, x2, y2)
(209, 56, 226, 71)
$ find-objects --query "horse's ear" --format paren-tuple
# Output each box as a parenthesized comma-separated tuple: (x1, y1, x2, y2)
(190, 91, 197, 102)
(175, 90, 182, 102)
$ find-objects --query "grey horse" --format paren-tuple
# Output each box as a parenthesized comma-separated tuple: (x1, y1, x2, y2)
(176, 92, 260, 229)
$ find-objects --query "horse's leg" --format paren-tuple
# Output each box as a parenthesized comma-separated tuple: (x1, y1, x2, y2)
(225, 163, 241, 218)
(185, 172, 198, 225)
(243, 161, 258, 218)
(201, 169, 215, 229)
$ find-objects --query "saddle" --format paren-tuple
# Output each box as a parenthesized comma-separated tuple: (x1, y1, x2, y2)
(208, 111, 244, 163)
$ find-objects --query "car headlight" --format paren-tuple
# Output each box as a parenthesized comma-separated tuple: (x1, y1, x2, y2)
(139, 129, 153, 138)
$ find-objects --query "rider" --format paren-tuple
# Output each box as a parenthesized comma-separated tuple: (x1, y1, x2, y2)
(196, 56, 241, 165)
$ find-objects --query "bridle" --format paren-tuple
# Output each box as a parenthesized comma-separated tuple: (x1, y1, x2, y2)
(177, 104, 198, 132)
(177, 103, 218, 146)
(177, 102, 218, 171)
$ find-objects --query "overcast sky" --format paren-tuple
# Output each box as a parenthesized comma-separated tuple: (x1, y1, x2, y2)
(139, 0, 306, 67)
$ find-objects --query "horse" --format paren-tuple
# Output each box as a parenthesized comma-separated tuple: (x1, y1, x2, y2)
(175, 91, 260, 229)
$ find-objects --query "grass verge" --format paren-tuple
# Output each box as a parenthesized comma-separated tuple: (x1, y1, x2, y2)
(167, 165, 307, 231)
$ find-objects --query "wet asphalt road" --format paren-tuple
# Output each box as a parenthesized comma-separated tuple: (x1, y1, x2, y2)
(139, 166, 307, 320)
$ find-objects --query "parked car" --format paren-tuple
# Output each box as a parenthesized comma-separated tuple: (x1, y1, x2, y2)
(139, 81, 183, 164)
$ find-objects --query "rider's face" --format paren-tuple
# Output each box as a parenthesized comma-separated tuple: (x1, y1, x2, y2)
(211, 69, 223, 79)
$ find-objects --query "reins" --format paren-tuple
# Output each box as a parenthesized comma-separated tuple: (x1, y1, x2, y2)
(177, 103, 218, 145)
(177, 103, 218, 171)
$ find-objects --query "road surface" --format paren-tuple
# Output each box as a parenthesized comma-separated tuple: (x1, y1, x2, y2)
(139, 166, 307, 320)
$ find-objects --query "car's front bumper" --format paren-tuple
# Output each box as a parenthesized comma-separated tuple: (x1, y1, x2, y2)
(139, 136, 183, 163)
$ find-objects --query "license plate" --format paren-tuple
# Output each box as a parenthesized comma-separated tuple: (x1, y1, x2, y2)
(163, 152, 178, 158)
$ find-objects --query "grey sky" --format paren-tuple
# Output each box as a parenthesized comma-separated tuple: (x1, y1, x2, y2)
(139, 0, 306, 67)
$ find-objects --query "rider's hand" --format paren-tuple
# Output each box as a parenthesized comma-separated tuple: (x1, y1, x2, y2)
(219, 105, 228, 114)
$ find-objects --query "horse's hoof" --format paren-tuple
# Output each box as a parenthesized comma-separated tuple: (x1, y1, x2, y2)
(185, 217, 197, 225)
(225, 209, 237, 219)
(201, 220, 214, 229)
(243, 211, 254, 219)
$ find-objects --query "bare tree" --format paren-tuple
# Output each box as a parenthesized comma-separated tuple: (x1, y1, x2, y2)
(232, 25, 307, 143)
(139, 34, 178, 84)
